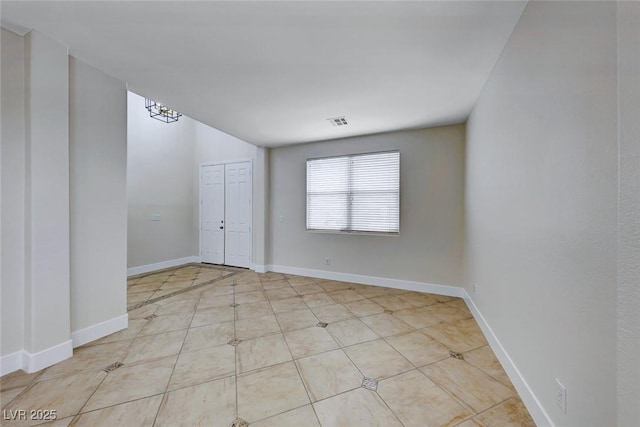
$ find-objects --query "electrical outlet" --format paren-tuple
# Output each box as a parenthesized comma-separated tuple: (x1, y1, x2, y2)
(324, 257, 330, 266)
(555, 378, 567, 413)
(151, 214, 161, 222)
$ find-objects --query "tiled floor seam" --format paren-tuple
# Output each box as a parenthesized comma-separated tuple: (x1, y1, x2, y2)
(233, 275, 240, 422)
(151, 284, 202, 425)
(269, 303, 323, 426)
(149, 393, 164, 426)
(306, 382, 374, 406)
(135, 324, 193, 339)
(248, 403, 317, 426)
(276, 319, 308, 374)
(458, 396, 518, 426)
(372, 388, 407, 427)
(127, 269, 241, 311)
(464, 359, 514, 389)
(451, 414, 482, 427)
(425, 369, 484, 417)
(453, 396, 517, 427)
(74, 367, 111, 417)
(338, 343, 405, 426)
(420, 367, 482, 420)
(151, 358, 178, 425)
(109, 354, 177, 371)
(0, 388, 28, 409)
(286, 343, 339, 362)
(1, 382, 36, 412)
(165, 372, 236, 394)
(127, 262, 205, 279)
(417, 326, 485, 355)
(477, 395, 520, 414)
(74, 392, 166, 420)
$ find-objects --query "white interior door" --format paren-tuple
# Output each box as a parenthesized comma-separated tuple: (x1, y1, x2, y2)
(224, 162, 252, 268)
(200, 164, 225, 264)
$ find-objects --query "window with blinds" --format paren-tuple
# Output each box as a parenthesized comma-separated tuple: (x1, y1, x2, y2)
(306, 151, 400, 234)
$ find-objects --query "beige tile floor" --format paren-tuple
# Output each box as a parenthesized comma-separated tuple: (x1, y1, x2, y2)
(1, 264, 535, 427)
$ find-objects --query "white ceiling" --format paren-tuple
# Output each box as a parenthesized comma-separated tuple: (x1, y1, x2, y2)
(2, 1, 526, 147)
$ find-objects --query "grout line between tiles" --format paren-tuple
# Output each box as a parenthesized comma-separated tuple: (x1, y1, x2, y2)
(150, 275, 203, 426)
(415, 367, 478, 419)
(267, 286, 321, 423)
(232, 275, 240, 421)
(305, 381, 373, 406)
(338, 342, 405, 426)
(74, 367, 110, 416)
(451, 416, 485, 427)
(470, 396, 519, 423)
(0, 388, 29, 410)
(74, 392, 166, 419)
(146, 378, 170, 424)
(288, 343, 339, 363)
(128, 268, 241, 311)
(421, 364, 482, 417)
(373, 388, 405, 426)
(161, 372, 236, 395)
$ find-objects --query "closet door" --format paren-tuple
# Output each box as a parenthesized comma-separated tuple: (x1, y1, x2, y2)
(200, 164, 225, 264)
(224, 162, 252, 268)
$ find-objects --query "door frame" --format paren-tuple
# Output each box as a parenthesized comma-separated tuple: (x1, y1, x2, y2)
(199, 158, 253, 268)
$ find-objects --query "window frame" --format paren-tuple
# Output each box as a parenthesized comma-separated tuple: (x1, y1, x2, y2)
(305, 150, 400, 236)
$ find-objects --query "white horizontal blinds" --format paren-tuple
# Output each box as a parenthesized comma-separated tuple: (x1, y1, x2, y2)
(307, 151, 400, 233)
(350, 151, 400, 233)
(307, 156, 349, 231)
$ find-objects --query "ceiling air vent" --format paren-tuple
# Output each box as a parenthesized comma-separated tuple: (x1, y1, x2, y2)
(328, 116, 348, 127)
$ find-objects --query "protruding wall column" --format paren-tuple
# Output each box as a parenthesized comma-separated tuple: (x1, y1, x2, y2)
(23, 30, 72, 371)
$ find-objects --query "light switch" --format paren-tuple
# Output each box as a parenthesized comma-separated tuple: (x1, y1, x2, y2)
(279, 215, 285, 223)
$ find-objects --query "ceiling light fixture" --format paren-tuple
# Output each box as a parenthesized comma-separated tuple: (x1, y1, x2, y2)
(145, 98, 182, 123)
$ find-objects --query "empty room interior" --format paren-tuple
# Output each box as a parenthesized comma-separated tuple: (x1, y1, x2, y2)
(0, 1, 638, 427)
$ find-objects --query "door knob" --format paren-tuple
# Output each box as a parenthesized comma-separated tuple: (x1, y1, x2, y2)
(219, 226, 224, 229)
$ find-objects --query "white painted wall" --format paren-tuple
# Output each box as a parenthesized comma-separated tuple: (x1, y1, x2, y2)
(253, 147, 270, 269)
(69, 57, 127, 336)
(465, 2, 617, 426)
(128, 91, 265, 270)
(1, 28, 130, 373)
(1, 28, 26, 357)
(127, 92, 196, 268)
(617, 2, 640, 425)
(24, 30, 72, 357)
(269, 125, 465, 286)
(193, 119, 257, 163)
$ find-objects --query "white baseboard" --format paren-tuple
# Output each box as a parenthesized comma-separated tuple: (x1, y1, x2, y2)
(252, 264, 267, 273)
(0, 351, 24, 376)
(266, 264, 465, 297)
(127, 256, 202, 277)
(1, 315, 129, 376)
(463, 291, 554, 427)
(23, 340, 73, 374)
(2, 340, 74, 375)
(71, 314, 128, 348)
